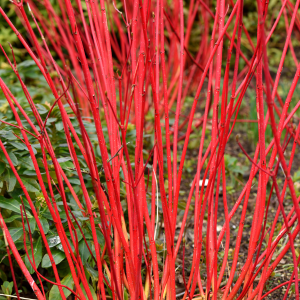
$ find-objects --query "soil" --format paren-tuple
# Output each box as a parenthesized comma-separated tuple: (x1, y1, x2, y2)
(168, 108, 300, 299)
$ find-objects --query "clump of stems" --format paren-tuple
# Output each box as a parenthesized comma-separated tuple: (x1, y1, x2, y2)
(0, 0, 300, 299)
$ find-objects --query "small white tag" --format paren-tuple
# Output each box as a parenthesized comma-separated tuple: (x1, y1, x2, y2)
(199, 179, 209, 187)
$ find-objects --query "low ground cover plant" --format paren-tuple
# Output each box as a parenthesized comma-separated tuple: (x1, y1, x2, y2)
(1, 0, 300, 299)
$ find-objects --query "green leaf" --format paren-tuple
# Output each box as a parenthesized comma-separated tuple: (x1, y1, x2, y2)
(80, 282, 97, 300)
(55, 122, 64, 131)
(40, 211, 53, 220)
(0, 196, 31, 214)
(3, 214, 21, 223)
(15, 240, 26, 250)
(8, 228, 23, 242)
(124, 289, 129, 300)
(41, 171, 58, 184)
(0, 269, 7, 282)
(25, 216, 36, 233)
(35, 104, 48, 115)
(25, 237, 42, 274)
(78, 240, 91, 263)
(0, 130, 16, 141)
(19, 157, 34, 169)
(58, 211, 67, 220)
(18, 60, 36, 68)
(49, 273, 74, 300)
(0, 162, 5, 175)
(1, 281, 13, 296)
(4, 169, 17, 192)
(96, 228, 105, 247)
(85, 262, 98, 281)
(0, 197, 22, 213)
(30, 145, 38, 155)
(21, 177, 40, 193)
(9, 141, 28, 151)
(40, 217, 49, 234)
(68, 178, 80, 185)
(57, 157, 72, 163)
(42, 248, 66, 268)
(22, 170, 39, 176)
(46, 118, 57, 123)
(0, 150, 18, 166)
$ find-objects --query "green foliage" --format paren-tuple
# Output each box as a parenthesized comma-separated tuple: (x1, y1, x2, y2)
(0, 59, 145, 296)
(0, 1, 62, 65)
(0, 280, 21, 300)
(224, 154, 248, 195)
(1, 281, 13, 297)
(0, 61, 110, 295)
(48, 273, 74, 300)
(24, 237, 42, 273)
